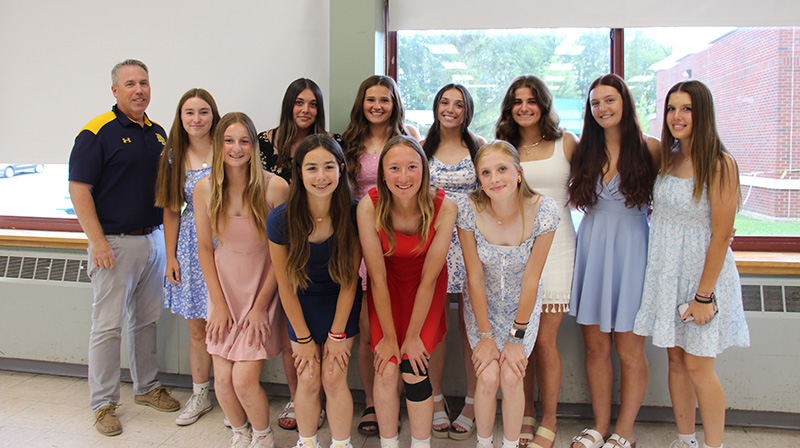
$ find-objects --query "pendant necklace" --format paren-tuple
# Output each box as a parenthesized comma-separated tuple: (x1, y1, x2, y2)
(520, 136, 545, 155)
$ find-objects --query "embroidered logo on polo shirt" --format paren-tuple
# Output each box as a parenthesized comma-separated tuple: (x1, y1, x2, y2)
(156, 133, 166, 146)
(122, 138, 131, 143)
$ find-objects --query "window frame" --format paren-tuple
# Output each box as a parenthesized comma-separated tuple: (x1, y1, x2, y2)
(387, 25, 800, 252)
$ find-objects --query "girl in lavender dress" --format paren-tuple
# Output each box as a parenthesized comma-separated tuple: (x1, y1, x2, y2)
(155, 88, 220, 426)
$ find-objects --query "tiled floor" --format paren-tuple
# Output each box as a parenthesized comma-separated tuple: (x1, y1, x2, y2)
(0, 370, 797, 447)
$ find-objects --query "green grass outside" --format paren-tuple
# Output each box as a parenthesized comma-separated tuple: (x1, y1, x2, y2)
(734, 214, 800, 236)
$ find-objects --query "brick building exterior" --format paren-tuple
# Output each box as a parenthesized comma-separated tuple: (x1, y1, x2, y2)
(650, 28, 800, 221)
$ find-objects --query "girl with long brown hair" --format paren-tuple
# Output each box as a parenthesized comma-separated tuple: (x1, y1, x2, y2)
(357, 135, 455, 448)
(155, 88, 220, 426)
(268, 134, 362, 448)
(496, 75, 579, 448)
(633, 81, 749, 448)
(194, 112, 289, 447)
(342, 75, 421, 436)
(567, 74, 660, 448)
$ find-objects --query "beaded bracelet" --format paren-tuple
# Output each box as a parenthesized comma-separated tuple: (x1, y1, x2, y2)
(479, 332, 494, 339)
(328, 331, 346, 341)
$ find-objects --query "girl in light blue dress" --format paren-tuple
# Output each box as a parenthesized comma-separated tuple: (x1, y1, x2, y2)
(155, 88, 220, 426)
(458, 141, 558, 448)
(634, 80, 749, 448)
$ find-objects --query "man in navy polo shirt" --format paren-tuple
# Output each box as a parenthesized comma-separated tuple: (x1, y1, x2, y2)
(69, 59, 179, 436)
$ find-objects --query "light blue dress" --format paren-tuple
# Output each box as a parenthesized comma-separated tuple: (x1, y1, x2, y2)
(457, 196, 560, 356)
(569, 174, 649, 333)
(430, 155, 478, 294)
(633, 175, 750, 357)
(163, 167, 211, 319)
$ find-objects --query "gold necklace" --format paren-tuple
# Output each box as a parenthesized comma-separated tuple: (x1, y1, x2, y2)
(520, 136, 545, 155)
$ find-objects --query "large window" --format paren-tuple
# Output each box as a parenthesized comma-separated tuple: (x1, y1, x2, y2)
(398, 26, 800, 242)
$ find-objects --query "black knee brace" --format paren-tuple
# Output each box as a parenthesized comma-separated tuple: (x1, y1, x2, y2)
(400, 359, 432, 402)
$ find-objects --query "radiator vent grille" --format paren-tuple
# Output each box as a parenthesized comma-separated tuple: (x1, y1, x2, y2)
(0, 255, 90, 283)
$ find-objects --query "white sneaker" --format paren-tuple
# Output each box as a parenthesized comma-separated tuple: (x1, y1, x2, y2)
(248, 429, 275, 448)
(229, 427, 253, 448)
(330, 443, 353, 448)
(669, 440, 698, 448)
(295, 438, 317, 448)
(224, 416, 231, 427)
(175, 392, 212, 426)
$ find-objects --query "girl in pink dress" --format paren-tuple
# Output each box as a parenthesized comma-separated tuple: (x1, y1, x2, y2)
(194, 112, 289, 447)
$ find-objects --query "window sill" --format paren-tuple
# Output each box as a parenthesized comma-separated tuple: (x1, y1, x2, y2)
(1, 230, 798, 275)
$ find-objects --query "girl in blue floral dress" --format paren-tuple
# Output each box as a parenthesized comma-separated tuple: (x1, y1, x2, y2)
(457, 141, 558, 448)
(155, 88, 221, 426)
(634, 81, 749, 448)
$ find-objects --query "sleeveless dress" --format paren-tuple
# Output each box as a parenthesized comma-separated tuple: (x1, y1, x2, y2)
(164, 167, 211, 319)
(430, 155, 477, 294)
(569, 174, 649, 333)
(367, 187, 449, 355)
(356, 152, 381, 289)
(520, 137, 576, 312)
(267, 202, 362, 343)
(206, 175, 284, 361)
(457, 196, 560, 355)
(258, 129, 345, 183)
(633, 175, 750, 357)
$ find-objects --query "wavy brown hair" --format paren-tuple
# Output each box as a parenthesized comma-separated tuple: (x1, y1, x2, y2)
(155, 88, 220, 211)
(661, 80, 739, 205)
(422, 83, 481, 162)
(271, 78, 327, 175)
(375, 135, 435, 256)
(209, 113, 267, 243)
(470, 140, 538, 245)
(284, 134, 357, 291)
(495, 75, 564, 147)
(569, 74, 655, 210)
(342, 75, 408, 187)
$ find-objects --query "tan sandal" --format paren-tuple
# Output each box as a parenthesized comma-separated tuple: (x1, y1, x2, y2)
(519, 416, 537, 448)
(530, 425, 557, 448)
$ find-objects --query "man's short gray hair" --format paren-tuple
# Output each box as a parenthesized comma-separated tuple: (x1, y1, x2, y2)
(111, 59, 149, 85)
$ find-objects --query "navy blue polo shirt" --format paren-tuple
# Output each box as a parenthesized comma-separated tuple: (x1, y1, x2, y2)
(69, 105, 165, 234)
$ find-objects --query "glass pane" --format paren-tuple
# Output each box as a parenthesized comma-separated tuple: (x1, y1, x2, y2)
(398, 28, 610, 141)
(0, 163, 74, 218)
(626, 27, 800, 236)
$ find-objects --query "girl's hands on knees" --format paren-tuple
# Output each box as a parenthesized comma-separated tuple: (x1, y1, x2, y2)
(206, 305, 233, 345)
(373, 336, 401, 376)
(292, 341, 320, 377)
(472, 338, 500, 377)
(243, 308, 271, 348)
(400, 334, 429, 376)
(499, 341, 527, 379)
(323, 337, 351, 374)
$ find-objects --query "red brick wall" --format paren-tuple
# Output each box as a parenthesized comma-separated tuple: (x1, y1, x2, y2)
(651, 28, 800, 219)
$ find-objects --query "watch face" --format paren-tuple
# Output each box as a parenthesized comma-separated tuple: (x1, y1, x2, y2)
(510, 328, 526, 339)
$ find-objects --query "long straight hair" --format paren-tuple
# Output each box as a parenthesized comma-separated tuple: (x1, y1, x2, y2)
(470, 140, 538, 245)
(422, 83, 480, 162)
(375, 135, 435, 255)
(273, 78, 327, 174)
(209, 113, 267, 243)
(495, 75, 564, 147)
(661, 80, 739, 205)
(343, 75, 409, 187)
(155, 88, 220, 211)
(284, 134, 357, 291)
(569, 74, 655, 210)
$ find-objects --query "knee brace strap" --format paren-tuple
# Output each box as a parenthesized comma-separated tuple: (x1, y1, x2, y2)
(400, 360, 432, 402)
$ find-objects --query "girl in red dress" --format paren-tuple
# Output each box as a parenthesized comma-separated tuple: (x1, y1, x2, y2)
(356, 135, 456, 448)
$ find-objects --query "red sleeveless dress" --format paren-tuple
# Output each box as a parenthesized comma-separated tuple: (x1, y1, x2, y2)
(367, 187, 449, 357)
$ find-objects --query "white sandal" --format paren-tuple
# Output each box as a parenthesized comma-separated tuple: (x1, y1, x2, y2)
(601, 433, 635, 448)
(572, 428, 605, 448)
(448, 396, 475, 440)
(432, 394, 450, 438)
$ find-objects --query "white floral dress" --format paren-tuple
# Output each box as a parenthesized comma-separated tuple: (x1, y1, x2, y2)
(431, 155, 477, 294)
(457, 196, 560, 355)
(633, 174, 750, 357)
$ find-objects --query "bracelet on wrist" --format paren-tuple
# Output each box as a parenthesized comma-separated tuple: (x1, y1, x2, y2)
(509, 327, 526, 340)
(513, 320, 529, 328)
(328, 331, 346, 341)
(507, 336, 524, 344)
(695, 290, 713, 299)
(296, 334, 314, 344)
(694, 292, 715, 304)
(479, 331, 494, 340)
